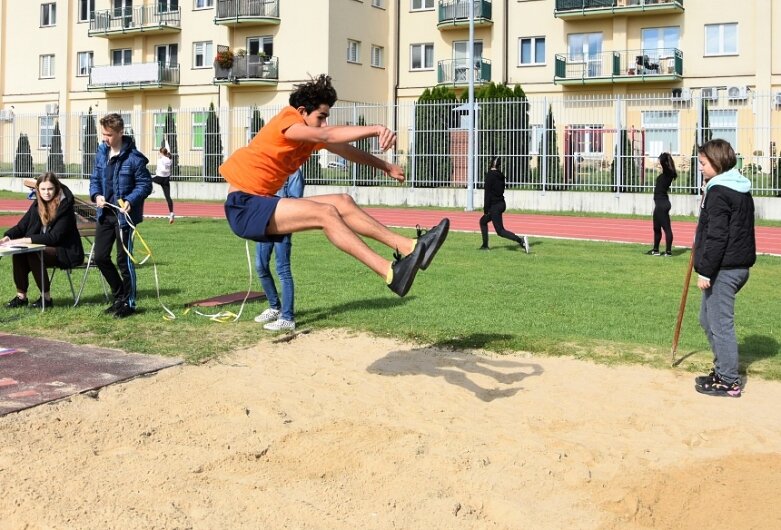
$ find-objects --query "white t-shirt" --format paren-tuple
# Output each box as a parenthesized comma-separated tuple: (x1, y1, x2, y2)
(155, 155, 172, 178)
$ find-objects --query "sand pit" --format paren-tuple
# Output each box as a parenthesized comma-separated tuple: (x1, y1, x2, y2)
(1, 329, 779, 529)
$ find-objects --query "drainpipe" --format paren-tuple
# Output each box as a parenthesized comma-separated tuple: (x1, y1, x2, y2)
(393, 0, 400, 135)
(504, 0, 509, 84)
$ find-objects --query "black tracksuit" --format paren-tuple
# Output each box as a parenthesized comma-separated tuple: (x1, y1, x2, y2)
(479, 169, 524, 247)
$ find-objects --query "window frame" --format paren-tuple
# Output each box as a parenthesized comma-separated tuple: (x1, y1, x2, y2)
(519, 36, 545, 66)
(111, 48, 132, 66)
(247, 36, 273, 58)
(371, 45, 384, 68)
(371, 0, 384, 8)
(39, 116, 56, 149)
(155, 43, 179, 68)
(704, 22, 738, 56)
(708, 109, 738, 150)
(77, 51, 94, 77)
(40, 3, 57, 27)
(78, 0, 95, 23)
(410, 43, 434, 71)
(642, 110, 680, 156)
(39, 54, 55, 79)
(191, 111, 207, 150)
(347, 39, 361, 64)
(193, 41, 213, 69)
(194, 0, 214, 9)
(411, 0, 434, 11)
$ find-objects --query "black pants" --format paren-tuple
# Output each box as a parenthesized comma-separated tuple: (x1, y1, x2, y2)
(12, 247, 57, 294)
(479, 201, 523, 247)
(93, 211, 137, 307)
(652, 198, 673, 252)
(152, 175, 174, 213)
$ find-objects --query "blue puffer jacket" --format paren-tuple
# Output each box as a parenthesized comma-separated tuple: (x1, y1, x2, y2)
(89, 136, 152, 227)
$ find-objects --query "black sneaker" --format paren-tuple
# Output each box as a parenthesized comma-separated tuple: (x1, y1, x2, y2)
(645, 249, 660, 256)
(415, 218, 450, 270)
(387, 242, 427, 297)
(6, 296, 28, 308)
(695, 369, 716, 387)
(478, 245, 490, 251)
(104, 299, 124, 315)
(29, 298, 54, 310)
(663, 251, 673, 257)
(113, 302, 136, 319)
(695, 373, 742, 398)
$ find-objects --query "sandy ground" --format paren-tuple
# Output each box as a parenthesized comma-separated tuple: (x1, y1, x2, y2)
(1, 329, 780, 530)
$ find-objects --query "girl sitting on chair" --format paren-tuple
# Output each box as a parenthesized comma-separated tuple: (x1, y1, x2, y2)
(1, 173, 84, 309)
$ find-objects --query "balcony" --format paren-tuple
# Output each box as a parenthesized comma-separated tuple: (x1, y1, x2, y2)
(88, 5, 181, 37)
(214, 0, 280, 26)
(214, 56, 279, 86)
(87, 62, 180, 91)
(437, 58, 492, 86)
(437, 0, 493, 30)
(554, 0, 684, 20)
(554, 48, 682, 85)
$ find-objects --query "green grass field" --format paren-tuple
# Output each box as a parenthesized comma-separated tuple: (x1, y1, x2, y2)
(1, 217, 779, 381)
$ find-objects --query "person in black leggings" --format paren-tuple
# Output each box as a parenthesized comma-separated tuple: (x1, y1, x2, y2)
(479, 156, 529, 253)
(646, 152, 677, 256)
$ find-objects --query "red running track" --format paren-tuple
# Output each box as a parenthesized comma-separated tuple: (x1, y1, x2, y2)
(2, 198, 780, 255)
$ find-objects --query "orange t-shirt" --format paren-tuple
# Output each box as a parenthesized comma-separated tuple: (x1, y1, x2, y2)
(219, 106, 324, 196)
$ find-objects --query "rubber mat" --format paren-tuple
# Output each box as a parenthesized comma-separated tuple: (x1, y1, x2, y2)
(185, 291, 266, 307)
(0, 333, 182, 416)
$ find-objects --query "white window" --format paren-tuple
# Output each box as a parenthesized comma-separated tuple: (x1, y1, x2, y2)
(153, 112, 167, 148)
(709, 109, 738, 149)
(411, 0, 434, 10)
(193, 41, 213, 69)
(372, 0, 384, 7)
(453, 40, 483, 80)
(529, 124, 544, 155)
(642, 110, 680, 156)
(40, 55, 55, 79)
(39, 116, 56, 149)
(371, 45, 384, 68)
(568, 32, 603, 77)
(247, 36, 273, 59)
(348, 40, 361, 63)
(77, 51, 93, 77)
(192, 111, 207, 150)
(411, 43, 434, 70)
(41, 3, 56, 26)
(705, 23, 738, 56)
(111, 48, 132, 66)
(156, 44, 178, 68)
(78, 0, 95, 22)
(570, 124, 604, 156)
(195, 0, 213, 8)
(158, 0, 179, 12)
(119, 112, 133, 136)
(519, 37, 545, 66)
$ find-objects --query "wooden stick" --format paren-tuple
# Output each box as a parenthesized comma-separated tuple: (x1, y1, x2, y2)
(671, 246, 695, 365)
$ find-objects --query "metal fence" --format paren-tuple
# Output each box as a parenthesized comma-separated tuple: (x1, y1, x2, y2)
(1, 91, 780, 196)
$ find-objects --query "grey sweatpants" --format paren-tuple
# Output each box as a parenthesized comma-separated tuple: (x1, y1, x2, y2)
(699, 268, 750, 384)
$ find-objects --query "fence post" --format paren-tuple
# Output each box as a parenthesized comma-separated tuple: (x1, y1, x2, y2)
(409, 102, 416, 188)
(541, 97, 547, 194)
(614, 94, 623, 196)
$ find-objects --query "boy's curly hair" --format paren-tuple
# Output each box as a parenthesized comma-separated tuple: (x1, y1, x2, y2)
(289, 74, 338, 113)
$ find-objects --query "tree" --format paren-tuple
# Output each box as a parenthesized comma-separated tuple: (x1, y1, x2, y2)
(163, 105, 180, 176)
(15, 133, 35, 179)
(203, 102, 223, 181)
(611, 129, 640, 193)
(413, 86, 457, 187)
(249, 106, 264, 140)
(690, 98, 712, 193)
(82, 107, 98, 179)
(537, 105, 561, 189)
(47, 120, 65, 174)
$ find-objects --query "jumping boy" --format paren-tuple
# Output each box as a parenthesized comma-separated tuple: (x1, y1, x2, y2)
(220, 74, 449, 297)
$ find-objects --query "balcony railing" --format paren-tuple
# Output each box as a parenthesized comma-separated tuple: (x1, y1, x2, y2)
(437, 58, 492, 85)
(437, 0, 493, 29)
(87, 62, 180, 91)
(554, 0, 684, 19)
(214, 0, 280, 25)
(88, 5, 181, 37)
(554, 48, 682, 85)
(214, 56, 279, 84)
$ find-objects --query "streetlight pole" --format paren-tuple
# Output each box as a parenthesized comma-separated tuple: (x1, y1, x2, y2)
(465, 0, 475, 211)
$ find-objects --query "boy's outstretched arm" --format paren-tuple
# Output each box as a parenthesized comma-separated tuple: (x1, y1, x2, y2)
(286, 123, 396, 150)
(327, 143, 405, 183)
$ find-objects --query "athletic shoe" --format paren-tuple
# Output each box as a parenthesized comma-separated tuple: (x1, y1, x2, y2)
(695, 369, 716, 387)
(478, 246, 490, 251)
(103, 299, 124, 315)
(663, 251, 672, 257)
(168, 212, 175, 224)
(5, 296, 28, 308)
(29, 298, 54, 310)
(254, 308, 280, 324)
(645, 249, 660, 256)
(695, 373, 742, 398)
(387, 242, 426, 297)
(263, 318, 296, 332)
(113, 302, 136, 319)
(416, 218, 450, 270)
(521, 236, 530, 254)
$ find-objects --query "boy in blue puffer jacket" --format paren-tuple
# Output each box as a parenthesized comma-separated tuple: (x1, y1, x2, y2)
(693, 139, 756, 398)
(89, 113, 152, 318)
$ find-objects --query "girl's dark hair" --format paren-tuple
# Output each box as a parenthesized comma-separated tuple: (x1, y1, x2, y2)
(658, 152, 677, 180)
(159, 147, 171, 157)
(35, 172, 63, 226)
(289, 74, 338, 113)
(698, 139, 737, 175)
(489, 156, 501, 171)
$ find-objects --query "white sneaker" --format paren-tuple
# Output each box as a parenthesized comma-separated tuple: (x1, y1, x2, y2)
(263, 318, 296, 332)
(522, 236, 530, 254)
(168, 212, 175, 224)
(254, 308, 280, 323)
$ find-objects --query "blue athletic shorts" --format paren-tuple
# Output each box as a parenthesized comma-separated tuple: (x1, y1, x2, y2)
(224, 191, 284, 243)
